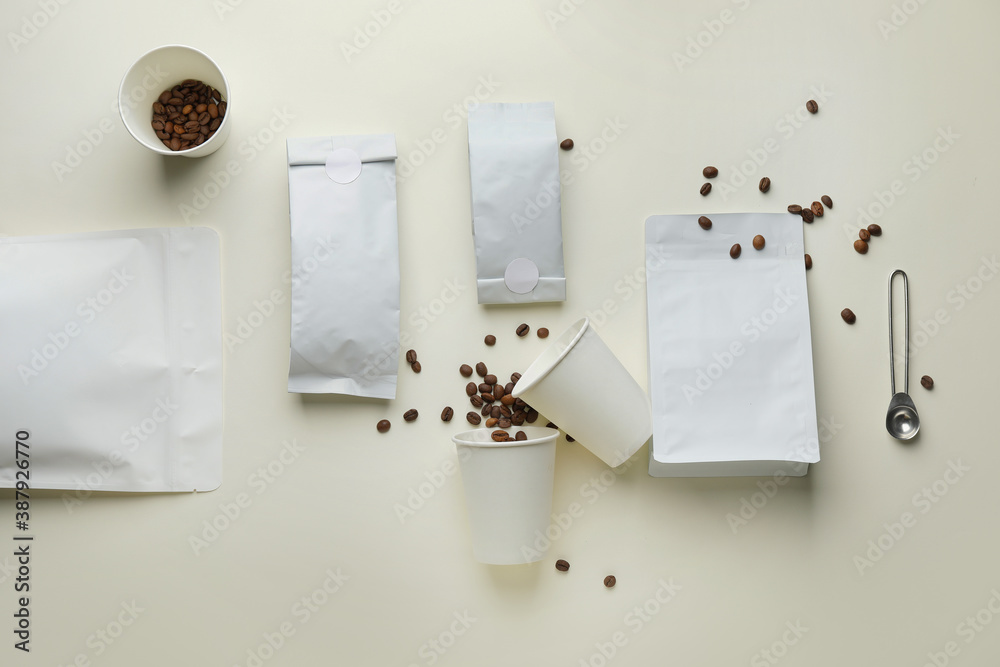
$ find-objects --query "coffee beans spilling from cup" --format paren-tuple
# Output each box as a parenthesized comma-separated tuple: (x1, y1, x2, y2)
(151, 79, 226, 151)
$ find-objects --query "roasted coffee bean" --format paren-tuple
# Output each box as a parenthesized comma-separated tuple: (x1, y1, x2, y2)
(195, 103, 208, 113)
(194, 135, 206, 146)
(478, 383, 492, 394)
(698, 215, 712, 230)
(491, 430, 510, 442)
(868, 223, 882, 236)
(484, 374, 497, 386)
(546, 422, 558, 429)
(811, 201, 824, 217)
(515, 431, 528, 441)
(158, 91, 171, 104)
(460, 364, 474, 377)
(486, 417, 498, 427)
(218, 101, 227, 116)
(151, 120, 165, 131)
(499, 405, 512, 418)
(511, 411, 525, 425)
(466, 382, 478, 396)
(921, 375, 934, 389)
(501, 394, 516, 406)
(484, 334, 496, 346)
(804, 253, 812, 270)
(516, 323, 530, 337)
(788, 204, 802, 214)
(441, 406, 454, 422)
(168, 97, 184, 106)
(470, 394, 484, 408)
(208, 103, 219, 118)
(181, 104, 193, 115)
(753, 235, 765, 250)
(170, 137, 181, 151)
(841, 308, 856, 324)
(566, 434, 575, 442)
(854, 239, 869, 254)
(376, 419, 391, 433)
(476, 362, 488, 377)
(525, 410, 539, 423)
(403, 409, 418, 422)
(490, 405, 502, 419)
(498, 418, 512, 429)
(700, 182, 712, 196)
(604, 575, 616, 588)
(806, 99, 819, 114)
(801, 209, 814, 223)
(537, 328, 549, 339)
(165, 121, 174, 134)
(493, 385, 504, 399)
(155, 130, 170, 140)
(180, 132, 200, 141)
(504, 382, 515, 394)
(560, 138, 574, 150)
(481, 404, 491, 416)
(821, 195, 833, 209)
(703, 166, 718, 178)
(482, 393, 495, 403)
(511, 372, 522, 383)
(209, 118, 222, 131)
(466, 411, 482, 425)
(555, 559, 570, 571)
(859, 229, 871, 242)
(730, 243, 741, 259)
(759, 177, 771, 193)
(409, 355, 421, 371)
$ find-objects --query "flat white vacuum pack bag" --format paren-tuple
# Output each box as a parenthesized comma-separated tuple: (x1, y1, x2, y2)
(467, 102, 566, 304)
(0, 227, 223, 492)
(645, 213, 819, 477)
(286, 134, 400, 398)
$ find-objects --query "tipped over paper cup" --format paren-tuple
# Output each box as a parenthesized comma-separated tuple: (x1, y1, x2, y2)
(453, 426, 557, 565)
(512, 317, 651, 467)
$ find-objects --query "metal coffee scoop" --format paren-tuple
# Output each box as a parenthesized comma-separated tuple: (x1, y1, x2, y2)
(886, 269, 920, 440)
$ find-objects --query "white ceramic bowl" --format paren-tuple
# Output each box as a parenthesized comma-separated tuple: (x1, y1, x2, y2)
(119, 45, 231, 158)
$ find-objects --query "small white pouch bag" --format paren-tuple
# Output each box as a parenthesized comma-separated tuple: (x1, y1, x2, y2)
(0, 227, 223, 492)
(467, 103, 566, 304)
(645, 213, 820, 477)
(286, 134, 400, 399)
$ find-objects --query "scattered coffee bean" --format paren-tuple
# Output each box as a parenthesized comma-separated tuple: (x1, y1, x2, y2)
(859, 229, 871, 242)
(804, 253, 812, 270)
(787, 204, 802, 214)
(466, 412, 482, 425)
(854, 239, 869, 254)
(604, 575, 616, 588)
(560, 138, 574, 150)
(921, 375, 934, 389)
(868, 224, 882, 236)
(484, 374, 497, 385)
(491, 405, 502, 419)
(515, 431, 527, 441)
(478, 383, 491, 394)
(811, 201, 824, 217)
(753, 235, 765, 250)
(482, 393, 495, 403)
(516, 323, 530, 337)
(485, 417, 498, 427)
(537, 328, 549, 339)
(376, 419, 391, 433)
(403, 409, 418, 422)
(501, 394, 516, 406)
(493, 385, 505, 399)
(806, 99, 819, 114)
(410, 361, 422, 373)
(484, 334, 496, 346)
(759, 177, 771, 193)
(703, 166, 719, 179)
(730, 243, 741, 259)
(498, 418, 512, 428)
(511, 411, 525, 425)
(405, 349, 417, 364)
(476, 362, 488, 377)
(698, 215, 712, 230)
(470, 395, 484, 408)
(555, 559, 570, 572)
(441, 406, 454, 422)
(525, 411, 539, 423)
(491, 430, 510, 442)
(499, 405, 512, 417)
(504, 382, 515, 394)
(460, 364, 474, 377)
(466, 382, 477, 396)
(546, 422, 558, 429)
(151, 79, 226, 151)
(511, 372, 522, 383)
(801, 209, 814, 223)
(481, 404, 492, 416)
(566, 434, 575, 442)
(841, 308, 856, 325)
(700, 183, 712, 196)
(821, 195, 833, 209)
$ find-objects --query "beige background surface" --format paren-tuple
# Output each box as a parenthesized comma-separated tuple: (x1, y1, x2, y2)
(2, 0, 999, 665)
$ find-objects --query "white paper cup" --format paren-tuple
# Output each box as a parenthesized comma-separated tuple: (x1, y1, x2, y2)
(452, 427, 558, 565)
(512, 317, 651, 467)
(119, 45, 232, 158)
